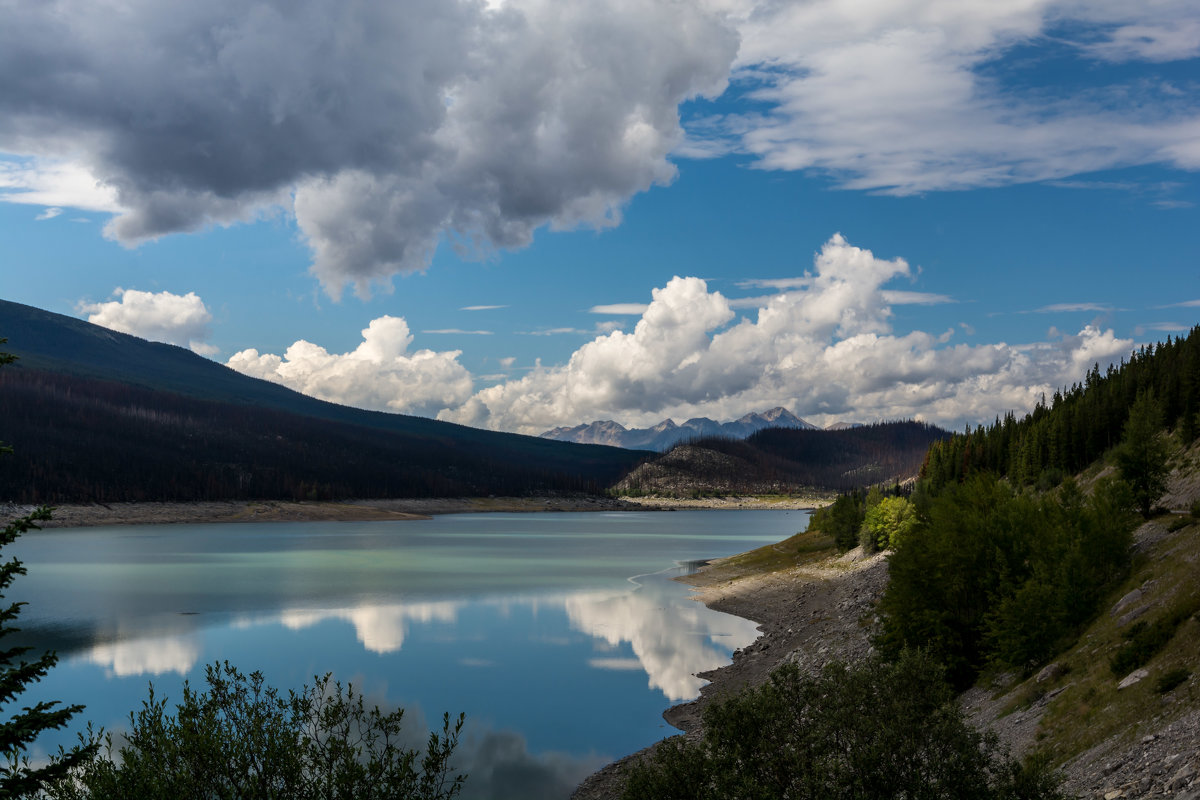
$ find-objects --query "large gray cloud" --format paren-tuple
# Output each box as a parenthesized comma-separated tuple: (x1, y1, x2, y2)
(0, 0, 736, 296)
(4, 0, 1197, 294)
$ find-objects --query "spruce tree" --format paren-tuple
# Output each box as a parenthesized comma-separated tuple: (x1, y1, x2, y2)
(1115, 392, 1170, 519)
(0, 343, 94, 796)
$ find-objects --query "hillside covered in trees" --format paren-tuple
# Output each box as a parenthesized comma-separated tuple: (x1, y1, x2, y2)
(922, 327, 1200, 490)
(0, 301, 645, 502)
(623, 331, 1199, 799)
(613, 421, 948, 496)
(807, 327, 1200, 690)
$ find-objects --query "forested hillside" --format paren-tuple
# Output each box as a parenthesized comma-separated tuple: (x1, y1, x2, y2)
(922, 327, 1200, 490)
(810, 329, 1200, 689)
(613, 421, 947, 496)
(0, 302, 645, 502)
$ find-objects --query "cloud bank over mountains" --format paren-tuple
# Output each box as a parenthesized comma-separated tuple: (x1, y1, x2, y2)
(436, 235, 1132, 432)
(3, 0, 1198, 293)
(124, 233, 1124, 433)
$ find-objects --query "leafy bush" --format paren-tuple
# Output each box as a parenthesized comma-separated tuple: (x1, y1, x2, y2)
(620, 650, 1065, 800)
(859, 495, 917, 552)
(1155, 667, 1191, 694)
(48, 663, 464, 800)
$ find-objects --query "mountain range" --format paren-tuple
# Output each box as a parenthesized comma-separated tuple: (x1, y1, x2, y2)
(539, 408, 864, 451)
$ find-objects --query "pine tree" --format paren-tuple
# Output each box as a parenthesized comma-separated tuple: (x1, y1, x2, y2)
(1115, 392, 1170, 519)
(0, 343, 94, 796)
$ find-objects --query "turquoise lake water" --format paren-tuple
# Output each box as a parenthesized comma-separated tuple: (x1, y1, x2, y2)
(9, 509, 808, 799)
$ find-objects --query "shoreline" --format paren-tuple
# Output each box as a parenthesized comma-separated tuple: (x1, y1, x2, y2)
(572, 545, 889, 799)
(8, 494, 826, 529)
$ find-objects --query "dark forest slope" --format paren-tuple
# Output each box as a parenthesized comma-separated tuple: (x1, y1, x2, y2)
(613, 421, 948, 496)
(923, 325, 1200, 490)
(0, 300, 645, 502)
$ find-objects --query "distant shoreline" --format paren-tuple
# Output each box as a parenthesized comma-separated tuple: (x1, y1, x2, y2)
(10, 494, 829, 529)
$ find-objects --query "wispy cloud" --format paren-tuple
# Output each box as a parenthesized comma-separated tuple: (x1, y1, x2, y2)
(588, 303, 649, 315)
(1025, 303, 1113, 314)
(880, 290, 956, 306)
(34, 206, 61, 221)
(422, 329, 493, 335)
(1137, 322, 1191, 333)
(518, 327, 593, 336)
(1159, 299, 1200, 308)
(460, 305, 508, 311)
(735, 277, 809, 291)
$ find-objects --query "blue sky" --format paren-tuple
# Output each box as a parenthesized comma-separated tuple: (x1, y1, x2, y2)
(2, 0, 1198, 434)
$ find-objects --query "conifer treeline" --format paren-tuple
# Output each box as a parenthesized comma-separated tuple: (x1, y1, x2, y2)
(0, 369, 640, 503)
(922, 326, 1200, 490)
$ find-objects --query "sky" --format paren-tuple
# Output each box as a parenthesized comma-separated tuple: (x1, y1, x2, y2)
(2, 0, 1199, 436)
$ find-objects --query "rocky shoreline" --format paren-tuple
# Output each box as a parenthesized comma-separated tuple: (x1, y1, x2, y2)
(572, 546, 889, 799)
(574, 511, 1200, 800)
(6, 494, 827, 529)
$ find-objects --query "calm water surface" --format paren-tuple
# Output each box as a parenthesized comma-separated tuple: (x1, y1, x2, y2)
(11, 510, 807, 799)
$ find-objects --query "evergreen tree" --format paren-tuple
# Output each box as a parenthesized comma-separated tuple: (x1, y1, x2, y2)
(0, 343, 94, 795)
(1115, 392, 1170, 519)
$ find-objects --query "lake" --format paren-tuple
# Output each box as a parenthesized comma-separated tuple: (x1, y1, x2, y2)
(9, 509, 807, 799)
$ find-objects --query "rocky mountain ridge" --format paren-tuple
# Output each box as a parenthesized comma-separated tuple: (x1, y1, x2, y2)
(541, 407, 839, 451)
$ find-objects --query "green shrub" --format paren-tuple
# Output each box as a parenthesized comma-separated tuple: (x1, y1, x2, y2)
(48, 662, 465, 800)
(621, 650, 1065, 800)
(1167, 515, 1191, 532)
(1155, 667, 1191, 694)
(1110, 597, 1200, 677)
(859, 495, 918, 552)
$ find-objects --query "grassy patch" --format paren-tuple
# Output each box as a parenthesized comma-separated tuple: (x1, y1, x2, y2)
(702, 529, 838, 579)
(1110, 594, 1200, 676)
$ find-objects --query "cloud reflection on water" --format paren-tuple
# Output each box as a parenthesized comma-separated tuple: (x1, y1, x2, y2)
(564, 579, 760, 702)
(274, 600, 463, 653)
(86, 632, 202, 678)
(77, 578, 758, 703)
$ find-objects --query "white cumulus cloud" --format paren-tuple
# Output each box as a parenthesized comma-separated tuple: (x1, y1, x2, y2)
(79, 288, 216, 355)
(227, 316, 474, 417)
(439, 234, 1134, 433)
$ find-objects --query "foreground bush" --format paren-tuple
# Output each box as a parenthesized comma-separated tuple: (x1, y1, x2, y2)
(47, 662, 464, 800)
(621, 650, 1064, 800)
